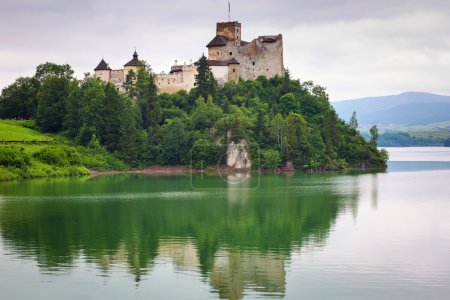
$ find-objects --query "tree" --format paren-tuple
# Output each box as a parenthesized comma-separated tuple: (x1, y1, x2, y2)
(269, 113, 287, 154)
(35, 76, 72, 132)
(123, 69, 137, 98)
(0, 77, 38, 119)
(160, 118, 190, 165)
(34, 62, 74, 82)
(260, 149, 281, 170)
(118, 99, 142, 167)
(131, 64, 161, 129)
(100, 83, 126, 151)
(285, 112, 310, 167)
(195, 54, 217, 100)
(370, 125, 379, 147)
(349, 111, 358, 130)
(191, 96, 223, 131)
(278, 93, 300, 116)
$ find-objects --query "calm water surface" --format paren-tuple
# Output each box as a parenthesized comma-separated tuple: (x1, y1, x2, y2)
(0, 147, 449, 299)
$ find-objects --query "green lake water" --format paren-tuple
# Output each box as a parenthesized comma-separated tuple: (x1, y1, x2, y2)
(0, 147, 449, 299)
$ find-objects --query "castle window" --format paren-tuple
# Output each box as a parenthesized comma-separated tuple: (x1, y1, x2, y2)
(233, 69, 236, 73)
(252, 62, 255, 66)
(217, 51, 219, 55)
(229, 52, 232, 55)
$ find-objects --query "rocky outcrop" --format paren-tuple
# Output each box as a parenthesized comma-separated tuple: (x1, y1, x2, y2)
(227, 140, 251, 169)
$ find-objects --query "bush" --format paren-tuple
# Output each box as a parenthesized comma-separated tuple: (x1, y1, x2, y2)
(260, 149, 280, 170)
(33, 146, 81, 166)
(0, 146, 31, 168)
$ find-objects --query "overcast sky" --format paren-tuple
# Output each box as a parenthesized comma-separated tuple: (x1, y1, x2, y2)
(1, 0, 449, 101)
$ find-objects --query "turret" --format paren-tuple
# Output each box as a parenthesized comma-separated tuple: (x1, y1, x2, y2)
(94, 58, 111, 82)
(216, 21, 241, 44)
(124, 50, 142, 75)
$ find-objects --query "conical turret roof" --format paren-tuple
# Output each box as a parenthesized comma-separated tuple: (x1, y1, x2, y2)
(124, 50, 142, 67)
(94, 59, 111, 71)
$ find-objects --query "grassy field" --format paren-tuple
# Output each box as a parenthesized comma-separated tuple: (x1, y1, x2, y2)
(0, 120, 127, 181)
(0, 120, 53, 141)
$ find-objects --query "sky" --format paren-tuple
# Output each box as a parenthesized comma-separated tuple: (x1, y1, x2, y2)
(0, 0, 449, 101)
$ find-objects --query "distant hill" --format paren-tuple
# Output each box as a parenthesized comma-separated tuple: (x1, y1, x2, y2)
(332, 92, 450, 126)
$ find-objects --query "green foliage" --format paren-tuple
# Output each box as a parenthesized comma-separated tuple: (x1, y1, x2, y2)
(0, 146, 31, 168)
(195, 54, 217, 100)
(34, 62, 74, 82)
(191, 139, 224, 168)
(33, 146, 81, 166)
(260, 149, 281, 170)
(160, 118, 191, 165)
(269, 113, 287, 154)
(377, 131, 450, 147)
(0, 77, 38, 119)
(35, 76, 71, 132)
(279, 93, 300, 116)
(370, 125, 379, 147)
(349, 111, 358, 129)
(191, 96, 223, 131)
(2, 60, 388, 173)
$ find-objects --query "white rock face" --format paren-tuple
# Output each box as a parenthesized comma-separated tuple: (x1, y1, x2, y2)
(227, 140, 251, 169)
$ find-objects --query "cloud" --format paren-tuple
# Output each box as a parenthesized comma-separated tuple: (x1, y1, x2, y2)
(1, 0, 449, 100)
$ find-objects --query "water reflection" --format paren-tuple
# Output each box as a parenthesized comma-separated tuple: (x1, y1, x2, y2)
(0, 174, 360, 299)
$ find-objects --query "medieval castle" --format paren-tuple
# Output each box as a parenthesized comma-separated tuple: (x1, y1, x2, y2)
(94, 21, 285, 94)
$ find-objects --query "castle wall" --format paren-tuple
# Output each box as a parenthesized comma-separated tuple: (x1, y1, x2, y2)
(210, 66, 229, 85)
(156, 64, 197, 94)
(208, 35, 284, 81)
(228, 64, 239, 82)
(216, 21, 241, 44)
(95, 70, 111, 83)
(110, 70, 124, 92)
(94, 21, 285, 95)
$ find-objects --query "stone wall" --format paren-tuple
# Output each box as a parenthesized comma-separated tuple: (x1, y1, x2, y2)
(210, 65, 229, 85)
(110, 70, 124, 92)
(94, 70, 111, 83)
(156, 64, 197, 94)
(207, 35, 284, 81)
(228, 64, 239, 82)
(216, 21, 241, 44)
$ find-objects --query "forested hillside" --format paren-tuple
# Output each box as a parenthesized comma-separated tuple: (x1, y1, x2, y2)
(0, 57, 387, 175)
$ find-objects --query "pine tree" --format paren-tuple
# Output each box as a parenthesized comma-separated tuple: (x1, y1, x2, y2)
(195, 54, 217, 100)
(349, 111, 358, 130)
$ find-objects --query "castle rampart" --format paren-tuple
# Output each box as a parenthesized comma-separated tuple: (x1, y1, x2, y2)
(93, 21, 284, 94)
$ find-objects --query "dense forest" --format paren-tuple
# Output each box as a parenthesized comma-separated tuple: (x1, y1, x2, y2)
(0, 57, 387, 172)
(375, 131, 450, 147)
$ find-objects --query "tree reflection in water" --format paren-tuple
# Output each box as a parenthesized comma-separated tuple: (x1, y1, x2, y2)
(0, 174, 360, 299)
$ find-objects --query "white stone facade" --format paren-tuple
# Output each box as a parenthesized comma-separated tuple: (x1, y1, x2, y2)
(93, 21, 285, 94)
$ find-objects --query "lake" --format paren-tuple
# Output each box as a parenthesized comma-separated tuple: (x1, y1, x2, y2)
(0, 147, 449, 299)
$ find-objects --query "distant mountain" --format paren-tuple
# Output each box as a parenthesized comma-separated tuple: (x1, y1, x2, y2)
(332, 92, 450, 126)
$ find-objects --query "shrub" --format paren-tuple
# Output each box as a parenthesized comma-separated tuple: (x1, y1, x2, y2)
(33, 146, 81, 166)
(260, 149, 280, 170)
(0, 146, 31, 168)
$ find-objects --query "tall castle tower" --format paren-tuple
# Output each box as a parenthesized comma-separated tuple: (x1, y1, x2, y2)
(216, 21, 241, 45)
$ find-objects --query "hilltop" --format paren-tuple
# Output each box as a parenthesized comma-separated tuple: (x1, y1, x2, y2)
(0, 62, 388, 180)
(332, 92, 450, 146)
(332, 92, 450, 127)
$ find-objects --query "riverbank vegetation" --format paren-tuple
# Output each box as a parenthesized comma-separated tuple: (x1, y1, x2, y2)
(0, 58, 387, 180)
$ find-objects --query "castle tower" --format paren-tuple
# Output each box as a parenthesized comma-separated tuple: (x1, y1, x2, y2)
(94, 58, 112, 82)
(216, 21, 241, 45)
(124, 50, 142, 75)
